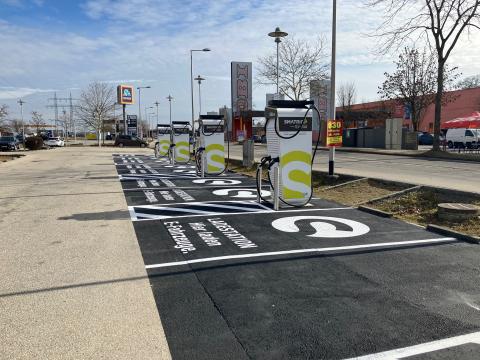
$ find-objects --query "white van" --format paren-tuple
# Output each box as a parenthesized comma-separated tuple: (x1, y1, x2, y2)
(445, 128, 480, 148)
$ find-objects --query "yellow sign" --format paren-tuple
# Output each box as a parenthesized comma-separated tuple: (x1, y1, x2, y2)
(327, 119, 343, 147)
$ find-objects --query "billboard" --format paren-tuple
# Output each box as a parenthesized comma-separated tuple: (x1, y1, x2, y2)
(231, 62, 252, 116)
(117, 85, 135, 105)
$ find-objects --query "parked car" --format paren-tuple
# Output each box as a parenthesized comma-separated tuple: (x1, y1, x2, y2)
(0, 136, 19, 151)
(445, 128, 480, 148)
(417, 132, 434, 145)
(252, 135, 262, 143)
(114, 135, 148, 147)
(45, 137, 65, 147)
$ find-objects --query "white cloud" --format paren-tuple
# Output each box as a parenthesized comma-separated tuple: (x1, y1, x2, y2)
(1, 0, 479, 120)
(0, 86, 57, 100)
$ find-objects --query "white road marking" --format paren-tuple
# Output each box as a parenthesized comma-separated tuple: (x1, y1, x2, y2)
(131, 206, 352, 222)
(145, 237, 456, 269)
(345, 330, 480, 359)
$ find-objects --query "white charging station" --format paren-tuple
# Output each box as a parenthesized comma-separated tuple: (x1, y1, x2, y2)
(259, 100, 314, 209)
(155, 124, 171, 158)
(171, 121, 191, 164)
(196, 115, 225, 176)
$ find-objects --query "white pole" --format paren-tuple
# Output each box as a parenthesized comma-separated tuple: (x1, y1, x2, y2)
(328, 0, 337, 176)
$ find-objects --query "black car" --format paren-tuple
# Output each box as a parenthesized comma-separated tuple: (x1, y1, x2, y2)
(114, 135, 148, 147)
(0, 136, 19, 151)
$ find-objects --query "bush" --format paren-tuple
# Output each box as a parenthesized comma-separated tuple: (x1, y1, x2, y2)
(25, 136, 44, 150)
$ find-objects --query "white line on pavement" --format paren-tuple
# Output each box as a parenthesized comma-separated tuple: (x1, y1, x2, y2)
(345, 330, 480, 359)
(145, 237, 456, 269)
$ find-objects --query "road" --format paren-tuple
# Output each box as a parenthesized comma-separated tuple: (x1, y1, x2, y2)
(229, 144, 480, 194)
(0, 147, 171, 359)
(115, 152, 480, 359)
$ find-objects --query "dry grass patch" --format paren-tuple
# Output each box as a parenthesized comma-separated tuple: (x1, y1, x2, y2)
(372, 190, 480, 237)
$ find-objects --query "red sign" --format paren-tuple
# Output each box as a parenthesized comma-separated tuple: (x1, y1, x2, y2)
(327, 119, 343, 147)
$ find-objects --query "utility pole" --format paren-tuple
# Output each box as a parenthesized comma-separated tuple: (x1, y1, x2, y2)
(166, 95, 173, 126)
(17, 99, 25, 150)
(47, 94, 78, 140)
(154, 101, 160, 137)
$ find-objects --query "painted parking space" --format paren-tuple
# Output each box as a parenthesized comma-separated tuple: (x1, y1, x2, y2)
(112, 154, 480, 360)
(123, 187, 274, 206)
(120, 176, 260, 190)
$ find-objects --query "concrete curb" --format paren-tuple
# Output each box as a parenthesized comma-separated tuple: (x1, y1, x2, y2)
(426, 224, 480, 244)
(357, 205, 393, 218)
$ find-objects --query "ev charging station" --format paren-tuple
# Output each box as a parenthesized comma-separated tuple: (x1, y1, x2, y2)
(196, 114, 226, 177)
(171, 121, 191, 164)
(257, 100, 316, 210)
(155, 124, 171, 158)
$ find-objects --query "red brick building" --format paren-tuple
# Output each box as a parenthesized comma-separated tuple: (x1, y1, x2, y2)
(339, 87, 480, 132)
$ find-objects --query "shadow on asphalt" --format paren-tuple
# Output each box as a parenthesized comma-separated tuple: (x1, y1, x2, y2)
(58, 209, 130, 221)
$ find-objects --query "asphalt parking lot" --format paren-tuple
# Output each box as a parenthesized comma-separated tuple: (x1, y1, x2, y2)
(114, 153, 480, 360)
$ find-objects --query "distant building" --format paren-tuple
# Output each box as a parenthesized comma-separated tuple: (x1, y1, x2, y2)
(338, 87, 480, 132)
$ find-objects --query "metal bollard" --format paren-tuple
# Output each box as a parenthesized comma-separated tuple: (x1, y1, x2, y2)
(273, 165, 280, 211)
(257, 165, 262, 203)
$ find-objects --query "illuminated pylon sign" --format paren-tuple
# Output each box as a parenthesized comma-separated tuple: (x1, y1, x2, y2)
(117, 85, 135, 105)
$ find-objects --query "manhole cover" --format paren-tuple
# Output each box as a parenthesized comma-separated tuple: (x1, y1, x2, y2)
(438, 203, 480, 221)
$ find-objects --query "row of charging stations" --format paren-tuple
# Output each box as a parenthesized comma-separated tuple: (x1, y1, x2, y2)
(154, 100, 318, 211)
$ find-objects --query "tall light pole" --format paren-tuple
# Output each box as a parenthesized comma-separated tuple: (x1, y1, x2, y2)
(268, 27, 288, 95)
(17, 99, 25, 150)
(166, 95, 174, 126)
(145, 106, 154, 138)
(137, 85, 151, 138)
(190, 48, 211, 133)
(194, 75, 205, 118)
(329, 0, 337, 176)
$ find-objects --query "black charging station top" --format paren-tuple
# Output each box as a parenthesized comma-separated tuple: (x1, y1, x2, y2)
(172, 121, 190, 125)
(199, 114, 224, 120)
(267, 100, 314, 108)
(156, 123, 171, 127)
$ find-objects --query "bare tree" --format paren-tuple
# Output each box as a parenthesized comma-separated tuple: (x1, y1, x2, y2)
(76, 82, 115, 146)
(368, 0, 480, 150)
(337, 82, 357, 127)
(30, 111, 46, 132)
(378, 47, 458, 131)
(0, 105, 9, 133)
(9, 119, 26, 134)
(456, 74, 480, 89)
(257, 36, 329, 100)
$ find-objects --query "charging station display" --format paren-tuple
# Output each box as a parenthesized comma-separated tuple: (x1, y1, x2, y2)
(172, 121, 191, 163)
(197, 115, 225, 175)
(156, 124, 171, 158)
(258, 100, 317, 209)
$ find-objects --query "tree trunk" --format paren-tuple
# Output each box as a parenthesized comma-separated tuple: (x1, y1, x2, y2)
(433, 60, 444, 151)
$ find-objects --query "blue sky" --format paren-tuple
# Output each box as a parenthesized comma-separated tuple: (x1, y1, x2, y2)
(1, 0, 479, 123)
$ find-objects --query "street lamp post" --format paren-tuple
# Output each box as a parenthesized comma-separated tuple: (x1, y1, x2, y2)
(166, 95, 174, 126)
(17, 99, 25, 150)
(190, 48, 211, 134)
(329, 0, 337, 176)
(268, 27, 288, 95)
(194, 75, 205, 118)
(145, 106, 154, 138)
(136, 85, 151, 138)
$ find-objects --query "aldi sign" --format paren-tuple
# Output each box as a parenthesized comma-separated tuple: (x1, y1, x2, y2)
(117, 85, 135, 105)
